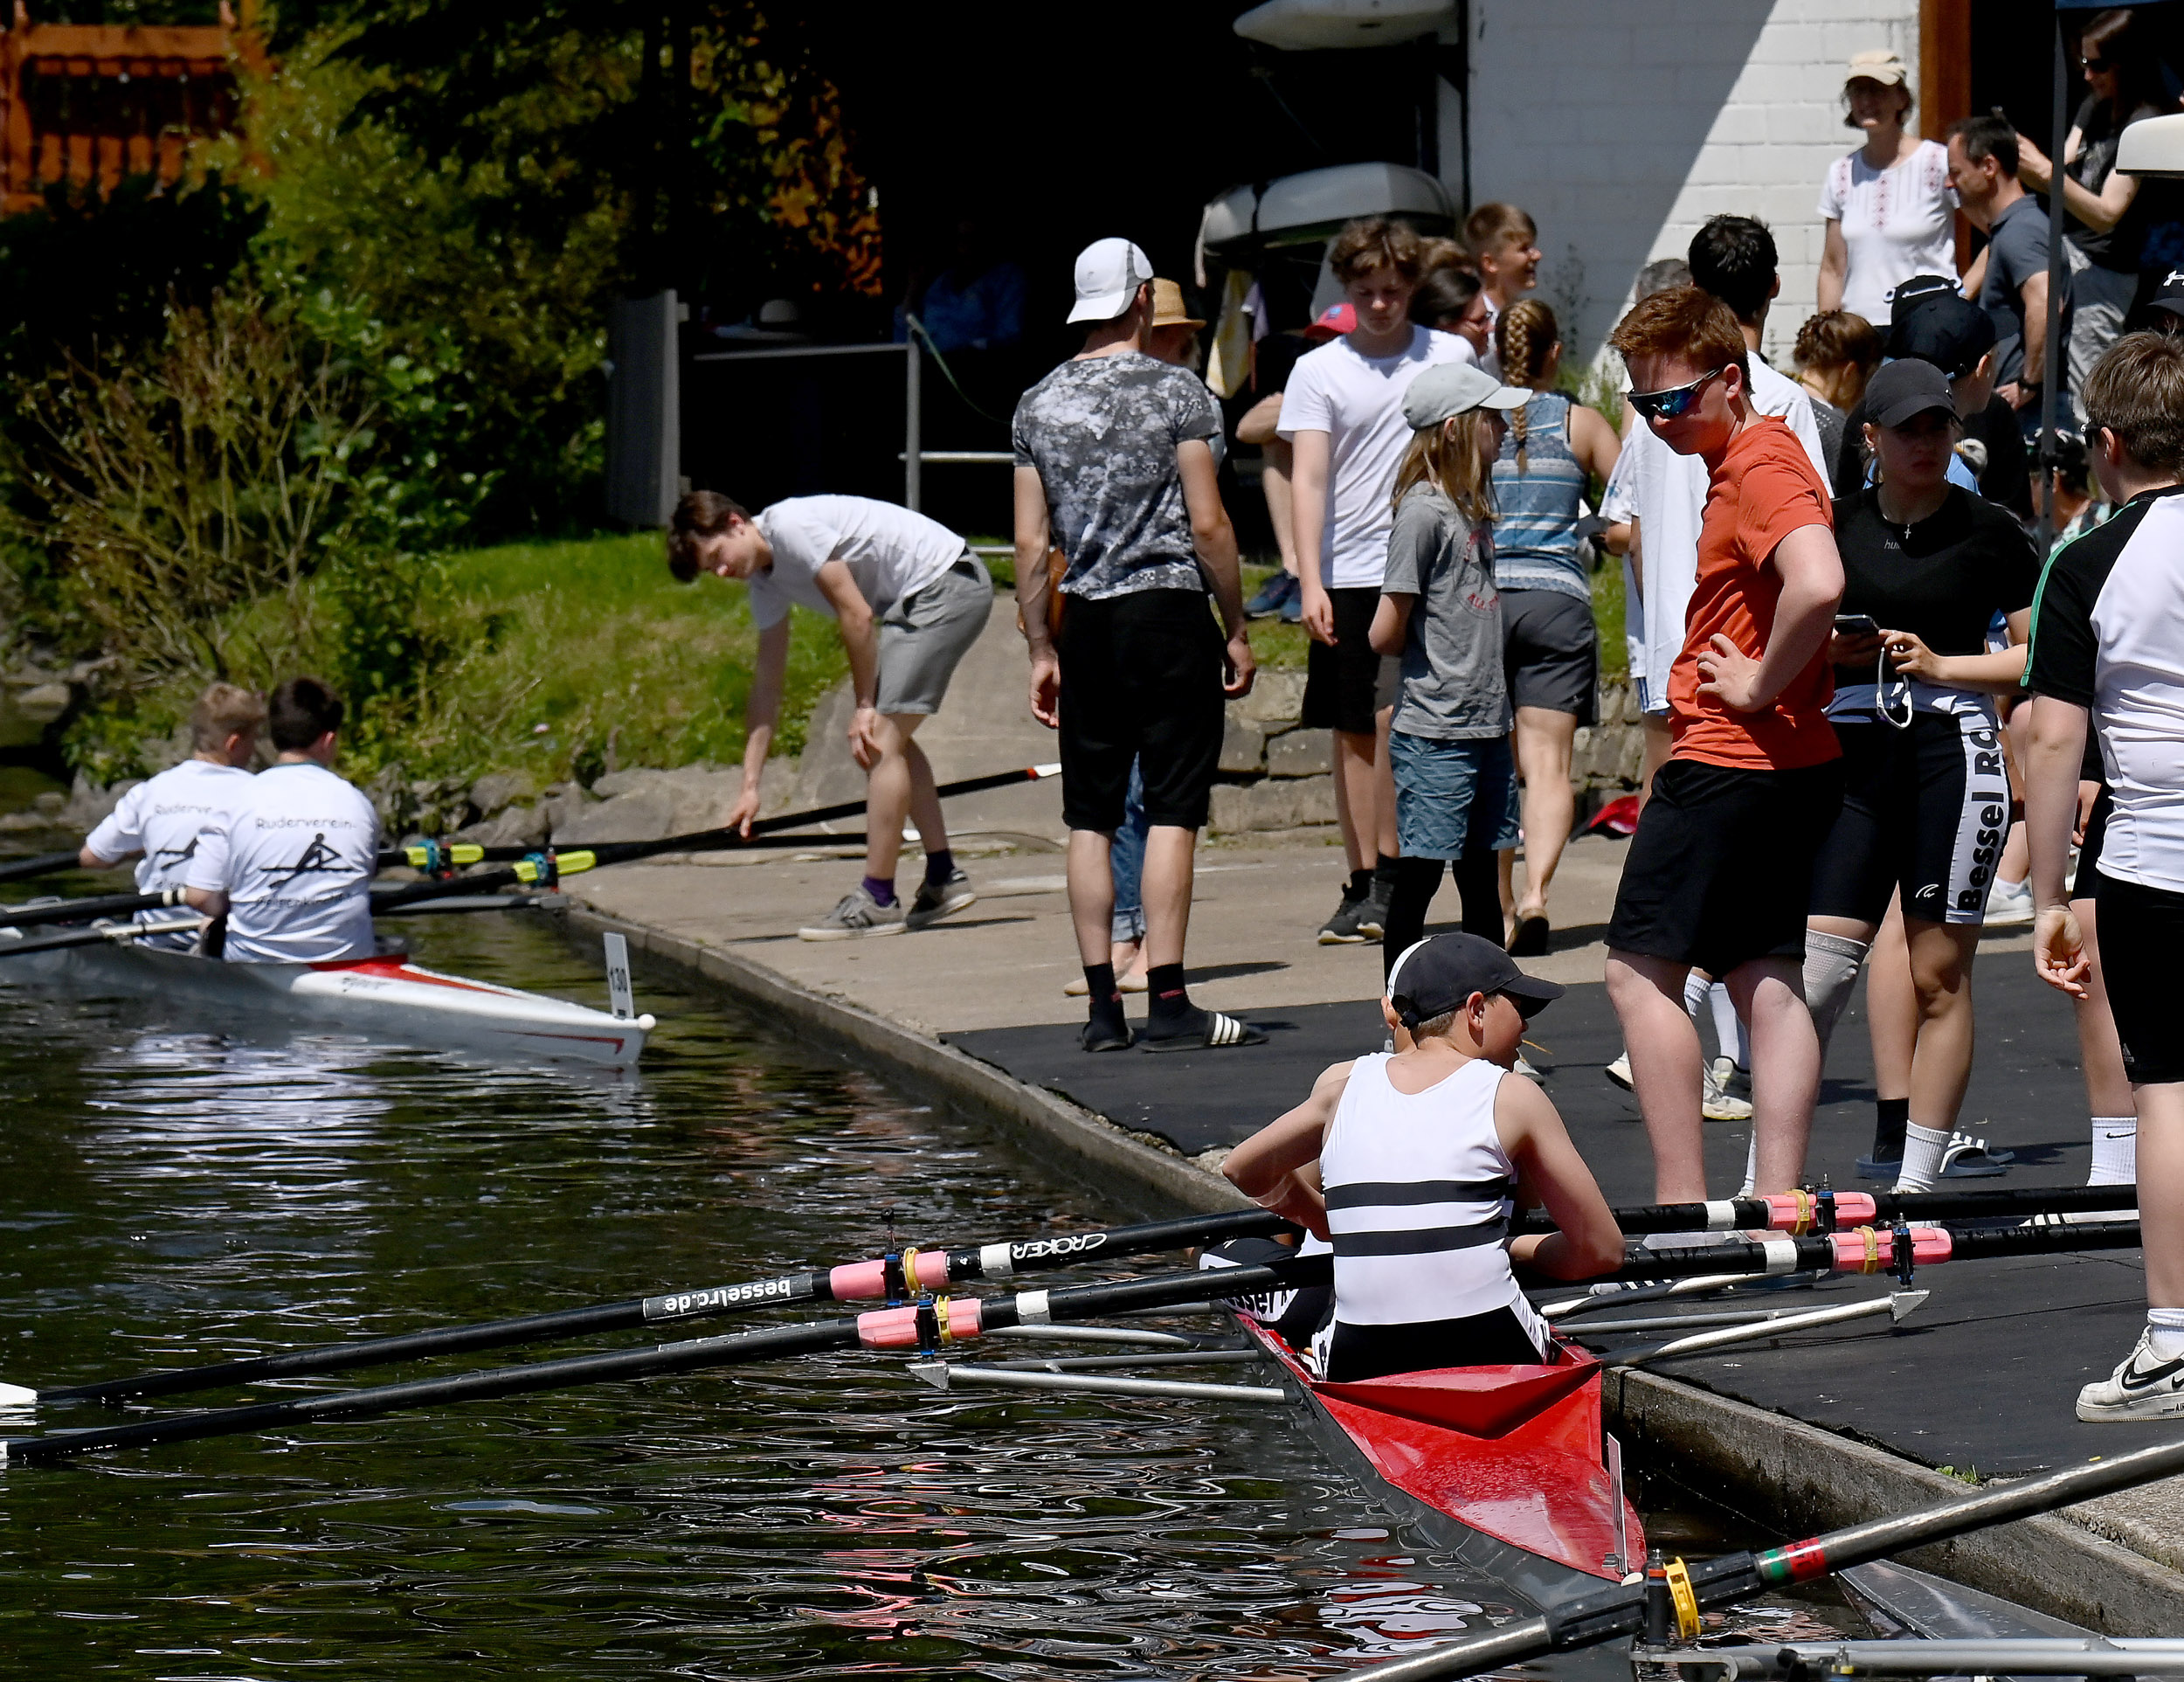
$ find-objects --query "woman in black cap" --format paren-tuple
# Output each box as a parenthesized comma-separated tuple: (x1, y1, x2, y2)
(1796, 357, 2041, 1195)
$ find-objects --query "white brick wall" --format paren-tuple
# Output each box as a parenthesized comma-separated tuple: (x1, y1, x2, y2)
(1456, 0, 1921, 369)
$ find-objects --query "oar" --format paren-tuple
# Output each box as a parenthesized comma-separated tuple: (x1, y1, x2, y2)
(0, 913, 204, 961)
(1512, 1183, 2140, 1238)
(384, 762, 1061, 873)
(1321, 1432, 2184, 1680)
(0, 887, 190, 932)
(0, 1253, 1323, 1464)
(13, 1208, 1295, 1407)
(0, 846, 96, 886)
(1565, 1218, 2144, 1289)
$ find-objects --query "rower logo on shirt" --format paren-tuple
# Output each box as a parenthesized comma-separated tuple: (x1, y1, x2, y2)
(150, 836, 200, 867)
(267, 833, 349, 881)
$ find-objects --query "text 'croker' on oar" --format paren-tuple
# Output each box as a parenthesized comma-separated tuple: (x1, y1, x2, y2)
(10, 1207, 1295, 1408)
(1510, 1182, 2142, 1238)
(1322, 1431, 2184, 1680)
(385, 762, 1062, 873)
(0, 1254, 1324, 1464)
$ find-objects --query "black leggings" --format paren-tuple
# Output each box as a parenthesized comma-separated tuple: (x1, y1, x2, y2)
(1384, 852, 1502, 978)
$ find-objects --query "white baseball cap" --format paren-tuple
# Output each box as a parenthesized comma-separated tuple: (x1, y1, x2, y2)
(1068, 237, 1154, 324)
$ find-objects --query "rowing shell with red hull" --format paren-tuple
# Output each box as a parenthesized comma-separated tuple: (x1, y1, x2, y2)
(1236, 1316, 1644, 1616)
(1, 938, 650, 1069)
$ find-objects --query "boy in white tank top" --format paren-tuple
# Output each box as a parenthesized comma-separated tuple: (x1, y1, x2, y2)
(1223, 934, 1623, 1381)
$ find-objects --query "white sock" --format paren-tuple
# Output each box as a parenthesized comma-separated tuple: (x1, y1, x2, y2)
(1683, 969, 1711, 1039)
(1708, 981, 1748, 1071)
(2091, 1116, 2139, 1187)
(1801, 931, 1869, 1062)
(2148, 1307, 2184, 1361)
(1893, 1122, 1951, 1194)
(1738, 1129, 1759, 1199)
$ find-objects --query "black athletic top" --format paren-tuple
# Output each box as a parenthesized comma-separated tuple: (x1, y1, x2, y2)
(1828, 484, 2039, 718)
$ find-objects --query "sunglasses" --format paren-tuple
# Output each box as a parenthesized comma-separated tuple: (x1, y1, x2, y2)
(1628, 365, 1725, 421)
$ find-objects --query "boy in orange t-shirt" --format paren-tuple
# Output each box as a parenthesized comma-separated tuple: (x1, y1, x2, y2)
(1602, 287, 1846, 1208)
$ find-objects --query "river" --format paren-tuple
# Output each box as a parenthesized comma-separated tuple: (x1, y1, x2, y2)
(0, 909, 1853, 1677)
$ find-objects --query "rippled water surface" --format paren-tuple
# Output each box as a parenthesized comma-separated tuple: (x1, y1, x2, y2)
(0, 912, 1852, 1679)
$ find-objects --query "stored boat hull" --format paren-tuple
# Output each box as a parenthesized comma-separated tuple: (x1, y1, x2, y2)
(3, 937, 647, 1069)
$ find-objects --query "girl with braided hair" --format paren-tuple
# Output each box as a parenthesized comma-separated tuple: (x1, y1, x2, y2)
(1489, 300, 1621, 955)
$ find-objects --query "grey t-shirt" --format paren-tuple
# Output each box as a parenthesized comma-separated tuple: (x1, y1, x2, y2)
(1979, 195, 2049, 389)
(1011, 351, 1220, 600)
(1382, 484, 1510, 740)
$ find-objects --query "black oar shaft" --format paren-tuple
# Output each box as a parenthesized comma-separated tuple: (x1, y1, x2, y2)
(37, 1208, 1294, 1404)
(1565, 1218, 2143, 1288)
(0, 914, 202, 961)
(1513, 1184, 2141, 1237)
(3, 1259, 1309, 1464)
(0, 888, 184, 931)
(0, 848, 93, 885)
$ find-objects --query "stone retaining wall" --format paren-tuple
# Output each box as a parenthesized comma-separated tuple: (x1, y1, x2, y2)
(1207, 669, 1646, 837)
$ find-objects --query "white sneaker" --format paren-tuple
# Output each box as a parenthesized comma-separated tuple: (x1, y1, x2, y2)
(2078, 1327, 2184, 1422)
(1515, 1054, 1543, 1082)
(1605, 1052, 1634, 1090)
(798, 884, 907, 941)
(1702, 1057, 1754, 1122)
(1985, 876, 2035, 928)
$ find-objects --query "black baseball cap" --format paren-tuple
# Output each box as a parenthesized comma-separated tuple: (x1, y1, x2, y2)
(1386, 932, 1565, 1027)
(1888, 273, 1962, 321)
(1887, 294, 1996, 378)
(2151, 267, 2184, 320)
(1864, 357, 1957, 427)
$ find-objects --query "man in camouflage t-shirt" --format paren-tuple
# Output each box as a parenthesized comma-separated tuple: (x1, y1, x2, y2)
(1013, 237, 1262, 1055)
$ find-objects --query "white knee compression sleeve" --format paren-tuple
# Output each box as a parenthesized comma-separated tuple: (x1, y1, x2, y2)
(1801, 931, 1869, 1061)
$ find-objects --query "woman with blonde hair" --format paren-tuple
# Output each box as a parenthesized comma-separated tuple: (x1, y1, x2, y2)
(1489, 298, 1621, 955)
(1366, 363, 1531, 972)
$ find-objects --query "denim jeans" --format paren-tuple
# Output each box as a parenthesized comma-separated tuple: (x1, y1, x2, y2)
(1110, 757, 1148, 945)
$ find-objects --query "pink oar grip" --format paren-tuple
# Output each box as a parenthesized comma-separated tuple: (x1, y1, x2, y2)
(828, 1260, 888, 1300)
(914, 1250, 953, 1289)
(1828, 1224, 1952, 1271)
(855, 1298, 985, 1349)
(1760, 1191, 1876, 1230)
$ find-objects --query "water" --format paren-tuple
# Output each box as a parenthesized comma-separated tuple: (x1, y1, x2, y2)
(0, 911, 1858, 1678)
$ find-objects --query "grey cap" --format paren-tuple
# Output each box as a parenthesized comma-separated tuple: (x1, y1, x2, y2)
(1386, 932, 1564, 1028)
(1864, 356, 1957, 428)
(1402, 362, 1531, 429)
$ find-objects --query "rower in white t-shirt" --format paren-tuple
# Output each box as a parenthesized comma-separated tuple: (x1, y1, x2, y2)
(80, 682, 266, 952)
(184, 676, 380, 965)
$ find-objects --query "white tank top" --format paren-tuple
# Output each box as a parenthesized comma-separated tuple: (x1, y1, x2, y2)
(1321, 1053, 1527, 1328)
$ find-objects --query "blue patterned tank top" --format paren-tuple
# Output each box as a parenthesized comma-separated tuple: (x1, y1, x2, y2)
(1490, 391, 1590, 602)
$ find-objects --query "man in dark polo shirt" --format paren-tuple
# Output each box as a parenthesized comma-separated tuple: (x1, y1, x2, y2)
(1947, 114, 2052, 426)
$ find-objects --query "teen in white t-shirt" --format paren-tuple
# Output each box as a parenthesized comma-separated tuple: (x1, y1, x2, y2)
(81, 682, 266, 952)
(747, 495, 965, 626)
(185, 678, 379, 966)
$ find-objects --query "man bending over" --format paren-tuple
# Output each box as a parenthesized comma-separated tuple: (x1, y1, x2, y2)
(184, 676, 380, 964)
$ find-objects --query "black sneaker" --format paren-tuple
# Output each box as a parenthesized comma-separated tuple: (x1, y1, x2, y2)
(906, 868, 976, 931)
(1358, 877, 1391, 939)
(1318, 887, 1373, 945)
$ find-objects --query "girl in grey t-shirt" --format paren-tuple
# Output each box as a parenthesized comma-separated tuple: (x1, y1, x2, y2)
(1367, 365, 1530, 973)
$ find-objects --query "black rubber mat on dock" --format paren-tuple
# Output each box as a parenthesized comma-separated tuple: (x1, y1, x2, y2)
(946, 945, 2155, 1475)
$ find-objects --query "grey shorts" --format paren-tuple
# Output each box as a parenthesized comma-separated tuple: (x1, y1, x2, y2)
(875, 555, 991, 715)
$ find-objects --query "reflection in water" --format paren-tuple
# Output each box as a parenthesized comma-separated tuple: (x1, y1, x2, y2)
(0, 914, 1856, 1678)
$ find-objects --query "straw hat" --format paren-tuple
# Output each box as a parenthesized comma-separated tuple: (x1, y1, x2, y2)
(1150, 279, 1205, 331)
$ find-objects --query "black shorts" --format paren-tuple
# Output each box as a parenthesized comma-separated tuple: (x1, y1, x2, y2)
(2092, 868, 2184, 1083)
(2074, 785, 2111, 900)
(1607, 756, 1844, 976)
(1203, 1236, 1331, 1348)
(1057, 587, 1224, 832)
(1807, 714, 2013, 926)
(1302, 585, 1398, 734)
(1502, 588, 1598, 723)
(1323, 1309, 1548, 1382)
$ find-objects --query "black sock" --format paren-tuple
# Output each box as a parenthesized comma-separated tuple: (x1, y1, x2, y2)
(1146, 962, 1192, 1028)
(1084, 963, 1124, 1034)
(1383, 855, 1447, 978)
(923, 848, 955, 886)
(1873, 1097, 1911, 1160)
(1347, 868, 1373, 900)
(1452, 848, 1503, 941)
(1373, 854, 1401, 891)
